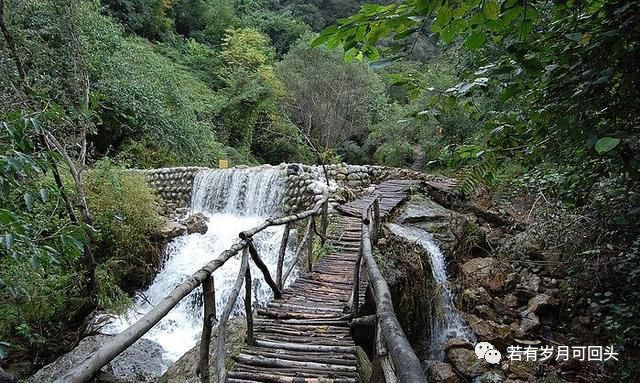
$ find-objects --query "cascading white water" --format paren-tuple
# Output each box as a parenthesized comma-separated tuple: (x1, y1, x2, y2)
(387, 224, 476, 360)
(105, 166, 295, 366)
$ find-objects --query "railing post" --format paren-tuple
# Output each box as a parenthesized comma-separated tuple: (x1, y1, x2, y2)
(276, 223, 291, 290)
(216, 247, 249, 383)
(320, 197, 329, 245)
(196, 275, 216, 383)
(307, 219, 315, 272)
(350, 246, 362, 317)
(372, 197, 380, 246)
(244, 264, 254, 346)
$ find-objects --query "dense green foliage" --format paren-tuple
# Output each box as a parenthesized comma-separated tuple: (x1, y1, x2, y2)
(1, 0, 638, 378)
(315, 0, 639, 376)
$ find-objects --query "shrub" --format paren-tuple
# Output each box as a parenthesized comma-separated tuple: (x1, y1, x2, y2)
(85, 161, 163, 306)
(372, 141, 416, 168)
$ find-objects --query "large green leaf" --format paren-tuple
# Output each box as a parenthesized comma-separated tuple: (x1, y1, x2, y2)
(483, 0, 500, 20)
(595, 137, 621, 154)
(465, 32, 487, 50)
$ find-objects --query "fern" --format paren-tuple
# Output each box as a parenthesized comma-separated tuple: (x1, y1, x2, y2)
(460, 155, 497, 195)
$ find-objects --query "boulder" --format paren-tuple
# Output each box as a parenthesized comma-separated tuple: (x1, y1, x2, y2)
(461, 287, 493, 308)
(425, 361, 461, 383)
(445, 337, 474, 352)
(158, 221, 187, 240)
(184, 213, 208, 234)
(27, 335, 168, 383)
(461, 258, 510, 292)
(447, 348, 487, 378)
(472, 371, 505, 383)
(0, 368, 16, 383)
(527, 294, 559, 316)
(509, 360, 538, 379)
(466, 314, 513, 349)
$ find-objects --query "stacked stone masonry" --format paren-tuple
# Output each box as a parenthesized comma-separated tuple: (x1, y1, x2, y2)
(129, 167, 206, 209)
(130, 163, 454, 213)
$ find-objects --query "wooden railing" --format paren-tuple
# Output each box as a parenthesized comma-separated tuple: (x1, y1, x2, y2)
(56, 196, 329, 383)
(350, 197, 427, 383)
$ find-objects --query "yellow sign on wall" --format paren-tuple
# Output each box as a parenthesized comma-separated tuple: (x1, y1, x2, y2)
(219, 159, 229, 169)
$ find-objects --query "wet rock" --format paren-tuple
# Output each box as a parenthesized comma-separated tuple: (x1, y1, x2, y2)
(161, 318, 246, 382)
(356, 346, 373, 382)
(461, 287, 493, 308)
(107, 338, 167, 381)
(27, 335, 167, 383)
(466, 314, 513, 349)
(461, 258, 510, 292)
(447, 348, 487, 378)
(158, 221, 187, 240)
(184, 213, 208, 234)
(425, 361, 461, 383)
(445, 337, 474, 352)
(476, 305, 499, 322)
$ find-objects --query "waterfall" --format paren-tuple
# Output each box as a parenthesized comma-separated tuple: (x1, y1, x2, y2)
(387, 224, 476, 361)
(104, 166, 294, 365)
(190, 166, 284, 216)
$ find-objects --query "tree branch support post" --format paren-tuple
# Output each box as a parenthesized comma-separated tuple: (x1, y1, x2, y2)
(216, 248, 249, 383)
(247, 241, 281, 299)
(197, 275, 216, 383)
(276, 223, 291, 289)
(244, 262, 254, 345)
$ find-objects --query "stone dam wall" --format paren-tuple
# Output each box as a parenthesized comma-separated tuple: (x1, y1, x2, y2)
(130, 163, 442, 213)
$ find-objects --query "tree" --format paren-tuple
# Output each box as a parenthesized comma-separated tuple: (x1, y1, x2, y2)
(276, 36, 385, 154)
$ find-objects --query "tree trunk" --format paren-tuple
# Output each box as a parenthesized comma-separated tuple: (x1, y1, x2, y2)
(0, 0, 28, 88)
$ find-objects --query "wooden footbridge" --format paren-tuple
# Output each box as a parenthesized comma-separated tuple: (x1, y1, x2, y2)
(56, 179, 427, 383)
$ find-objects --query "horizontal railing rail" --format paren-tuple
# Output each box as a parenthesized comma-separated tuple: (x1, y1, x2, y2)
(57, 196, 329, 383)
(352, 196, 427, 383)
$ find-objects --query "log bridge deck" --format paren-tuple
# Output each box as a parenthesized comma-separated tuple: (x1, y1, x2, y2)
(227, 180, 420, 383)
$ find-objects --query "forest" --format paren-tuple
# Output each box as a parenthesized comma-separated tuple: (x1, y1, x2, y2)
(0, 0, 638, 381)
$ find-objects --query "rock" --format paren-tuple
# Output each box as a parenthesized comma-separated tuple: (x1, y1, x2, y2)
(509, 360, 537, 379)
(512, 312, 540, 337)
(461, 258, 510, 292)
(466, 314, 513, 349)
(518, 270, 540, 293)
(447, 348, 487, 378)
(356, 346, 373, 383)
(158, 221, 187, 240)
(476, 305, 499, 322)
(425, 361, 461, 383)
(183, 213, 208, 234)
(27, 335, 168, 383)
(502, 294, 518, 307)
(161, 318, 246, 382)
(0, 368, 16, 383)
(462, 287, 493, 308)
(107, 338, 167, 381)
(445, 338, 474, 352)
(472, 371, 505, 383)
(526, 294, 559, 316)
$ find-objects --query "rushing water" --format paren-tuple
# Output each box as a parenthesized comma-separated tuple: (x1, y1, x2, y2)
(386, 224, 476, 360)
(105, 166, 295, 364)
